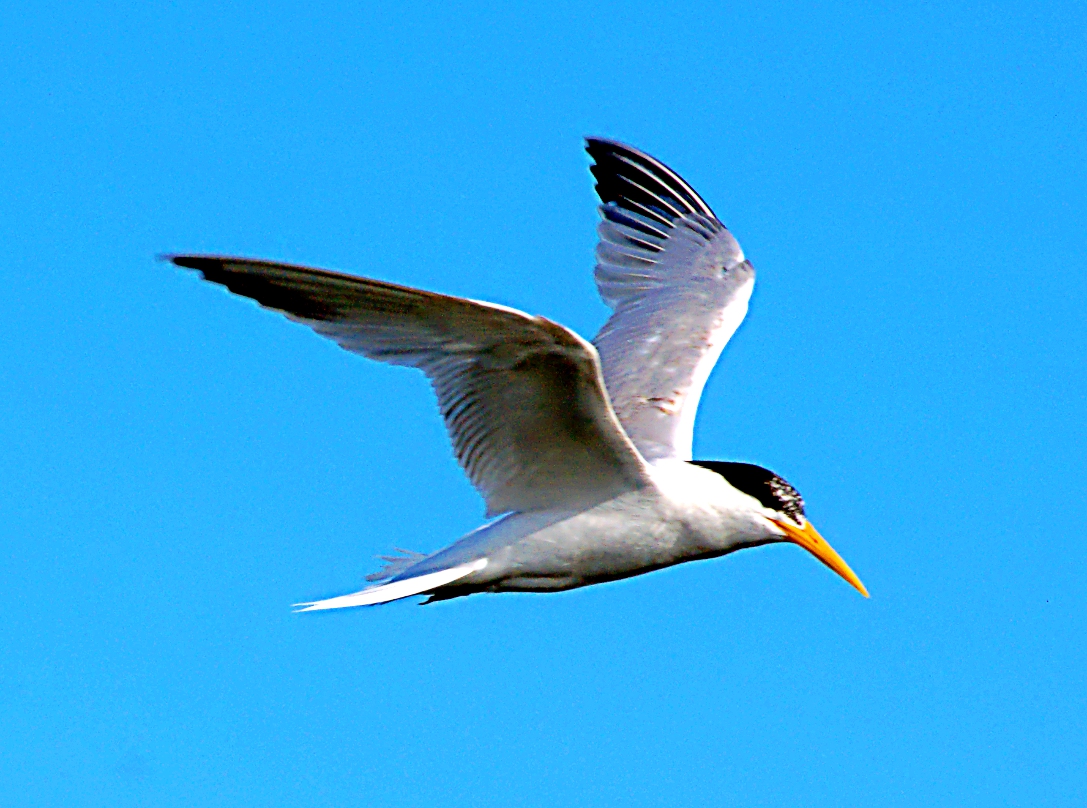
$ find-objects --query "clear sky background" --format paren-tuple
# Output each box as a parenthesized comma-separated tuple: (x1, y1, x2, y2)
(2, 1, 1085, 805)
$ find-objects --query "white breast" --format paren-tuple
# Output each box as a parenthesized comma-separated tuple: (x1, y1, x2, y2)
(647, 459, 769, 554)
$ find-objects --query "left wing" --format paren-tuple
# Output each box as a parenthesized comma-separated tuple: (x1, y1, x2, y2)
(586, 138, 755, 462)
(170, 255, 651, 516)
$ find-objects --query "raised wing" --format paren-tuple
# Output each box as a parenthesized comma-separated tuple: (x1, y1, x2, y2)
(586, 138, 756, 462)
(171, 256, 650, 516)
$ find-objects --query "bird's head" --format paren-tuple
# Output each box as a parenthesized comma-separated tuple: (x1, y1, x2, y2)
(692, 461, 868, 597)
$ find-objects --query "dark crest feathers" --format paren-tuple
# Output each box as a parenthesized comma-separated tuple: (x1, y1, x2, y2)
(690, 461, 806, 525)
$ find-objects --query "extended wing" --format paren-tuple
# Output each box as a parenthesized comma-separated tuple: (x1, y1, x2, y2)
(586, 138, 755, 462)
(172, 256, 650, 516)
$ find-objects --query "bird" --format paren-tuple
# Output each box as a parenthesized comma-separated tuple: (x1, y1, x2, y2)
(168, 137, 868, 610)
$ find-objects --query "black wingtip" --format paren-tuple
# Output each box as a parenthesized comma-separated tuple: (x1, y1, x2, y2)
(165, 255, 243, 289)
(582, 136, 716, 221)
(584, 135, 652, 164)
(161, 254, 350, 321)
(584, 136, 641, 171)
(166, 254, 225, 273)
(584, 135, 624, 152)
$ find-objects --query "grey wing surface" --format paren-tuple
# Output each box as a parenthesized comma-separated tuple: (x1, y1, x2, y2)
(585, 138, 756, 462)
(171, 256, 650, 516)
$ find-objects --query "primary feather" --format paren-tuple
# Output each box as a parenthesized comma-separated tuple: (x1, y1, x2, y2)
(586, 138, 755, 462)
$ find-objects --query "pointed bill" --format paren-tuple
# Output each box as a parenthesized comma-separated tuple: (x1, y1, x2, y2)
(771, 519, 869, 597)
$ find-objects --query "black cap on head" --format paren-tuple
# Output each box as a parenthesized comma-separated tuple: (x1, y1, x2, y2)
(690, 461, 806, 525)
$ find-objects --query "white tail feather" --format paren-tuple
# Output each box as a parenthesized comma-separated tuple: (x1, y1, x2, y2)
(293, 559, 488, 612)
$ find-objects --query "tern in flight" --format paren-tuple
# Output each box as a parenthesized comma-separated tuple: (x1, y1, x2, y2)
(170, 138, 868, 609)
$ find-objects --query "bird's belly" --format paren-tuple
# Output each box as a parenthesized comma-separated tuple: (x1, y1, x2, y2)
(482, 491, 707, 591)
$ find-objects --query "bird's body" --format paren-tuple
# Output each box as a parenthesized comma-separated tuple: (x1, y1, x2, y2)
(170, 138, 868, 609)
(384, 460, 761, 601)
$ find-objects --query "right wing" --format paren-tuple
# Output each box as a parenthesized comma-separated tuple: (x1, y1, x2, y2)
(171, 256, 650, 516)
(586, 138, 756, 462)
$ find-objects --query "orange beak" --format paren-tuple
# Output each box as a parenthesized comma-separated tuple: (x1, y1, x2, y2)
(770, 518, 869, 597)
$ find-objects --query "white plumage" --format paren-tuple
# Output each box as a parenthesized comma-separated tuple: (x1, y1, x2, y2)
(170, 138, 868, 608)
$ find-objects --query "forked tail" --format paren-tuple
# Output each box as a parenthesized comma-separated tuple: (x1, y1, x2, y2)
(293, 559, 488, 611)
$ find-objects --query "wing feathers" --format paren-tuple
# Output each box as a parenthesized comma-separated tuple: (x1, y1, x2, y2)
(585, 138, 754, 461)
(587, 139, 716, 221)
(172, 255, 649, 515)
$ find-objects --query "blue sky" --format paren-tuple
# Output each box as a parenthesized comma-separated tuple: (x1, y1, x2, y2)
(2, 1, 1085, 805)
